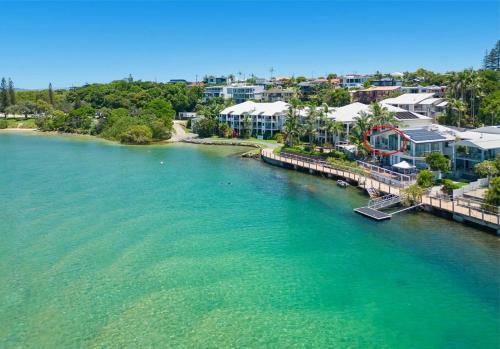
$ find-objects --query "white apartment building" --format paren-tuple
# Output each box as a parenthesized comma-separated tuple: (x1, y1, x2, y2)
(219, 101, 289, 138)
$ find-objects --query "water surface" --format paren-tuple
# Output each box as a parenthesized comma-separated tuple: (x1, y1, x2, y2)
(1, 133, 499, 348)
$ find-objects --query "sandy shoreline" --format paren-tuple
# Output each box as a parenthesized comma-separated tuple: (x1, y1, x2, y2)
(0, 128, 262, 150)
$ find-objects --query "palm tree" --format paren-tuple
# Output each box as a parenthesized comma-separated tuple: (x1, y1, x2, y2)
(448, 98, 468, 127)
(304, 104, 318, 146)
(242, 113, 252, 139)
(369, 102, 398, 126)
(350, 112, 372, 156)
(317, 105, 329, 145)
(325, 119, 344, 147)
(332, 120, 344, 147)
(468, 72, 483, 126)
(283, 106, 302, 146)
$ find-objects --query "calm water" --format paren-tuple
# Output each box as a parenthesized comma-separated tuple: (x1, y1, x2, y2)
(0, 132, 499, 348)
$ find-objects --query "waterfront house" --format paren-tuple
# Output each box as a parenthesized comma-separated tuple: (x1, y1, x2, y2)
(382, 93, 447, 119)
(352, 86, 402, 104)
(218, 101, 289, 139)
(371, 125, 456, 169)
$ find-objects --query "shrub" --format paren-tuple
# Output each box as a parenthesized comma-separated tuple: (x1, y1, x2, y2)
(0, 119, 8, 129)
(149, 119, 171, 140)
(195, 117, 217, 137)
(474, 160, 499, 179)
(120, 125, 153, 144)
(329, 150, 346, 160)
(401, 184, 424, 206)
(218, 123, 233, 138)
(273, 133, 284, 143)
(416, 170, 433, 188)
(484, 177, 500, 207)
(441, 179, 461, 194)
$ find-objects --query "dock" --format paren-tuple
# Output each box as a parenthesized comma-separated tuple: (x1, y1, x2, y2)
(261, 149, 500, 234)
(354, 194, 401, 220)
(354, 207, 391, 220)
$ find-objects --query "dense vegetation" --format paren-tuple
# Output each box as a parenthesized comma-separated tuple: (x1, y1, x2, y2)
(0, 77, 202, 144)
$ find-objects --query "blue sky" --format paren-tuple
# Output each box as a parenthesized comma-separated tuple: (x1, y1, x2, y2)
(2, 0, 499, 89)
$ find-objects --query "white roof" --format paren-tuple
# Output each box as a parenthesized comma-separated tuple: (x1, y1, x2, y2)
(221, 101, 289, 116)
(382, 93, 436, 105)
(418, 97, 444, 105)
(392, 160, 415, 169)
(328, 102, 369, 122)
(470, 126, 500, 134)
(327, 102, 429, 123)
(455, 130, 500, 150)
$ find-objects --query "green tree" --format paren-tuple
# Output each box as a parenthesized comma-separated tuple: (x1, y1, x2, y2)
(400, 184, 424, 206)
(368, 102, 398, 126)
(241, 113, 252, 139)
(120, 125, 153, 144)
(350, 112, 372, 156)
(283, 106, 303, 146)
(8, 78, 15, 105)
(48, 83, 55, 106)
(474, 160, 499, 180)
(479, 90, 500, 125)
(68, 106, 95, 131)
(304, 104, 318, 145)
(319, 88, 351, 107)
(484, 177, 500, 207)
(425, 152, 450, 177)
(218, 122, 232, 138)
(416, 169, 433, 188)
(0, 78, 9, 112)
(194, 117, 218, 137)
(483, 40, 500, 70)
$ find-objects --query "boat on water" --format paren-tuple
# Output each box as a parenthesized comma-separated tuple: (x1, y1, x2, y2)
(337, 180, 349, 187)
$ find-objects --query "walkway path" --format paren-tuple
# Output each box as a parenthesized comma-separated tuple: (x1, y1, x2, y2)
(169, 120, 197, 142)
(261, 149, 499, 232)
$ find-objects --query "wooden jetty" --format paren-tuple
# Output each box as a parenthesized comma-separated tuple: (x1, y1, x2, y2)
(261, 149, 500, 234)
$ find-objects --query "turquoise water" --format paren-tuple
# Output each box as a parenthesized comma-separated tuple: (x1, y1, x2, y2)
(0, 132, 499, 348)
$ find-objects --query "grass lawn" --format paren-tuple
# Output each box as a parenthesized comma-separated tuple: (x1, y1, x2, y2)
(3, 118, 36, 128)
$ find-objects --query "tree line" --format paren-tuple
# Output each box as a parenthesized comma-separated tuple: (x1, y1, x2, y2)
(0, 77, 203, 144)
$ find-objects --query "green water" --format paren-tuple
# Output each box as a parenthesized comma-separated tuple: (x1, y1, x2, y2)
(0, 133, 499, 348)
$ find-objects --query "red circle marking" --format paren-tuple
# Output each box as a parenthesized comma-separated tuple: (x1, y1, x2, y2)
(362, 124, 407, 157)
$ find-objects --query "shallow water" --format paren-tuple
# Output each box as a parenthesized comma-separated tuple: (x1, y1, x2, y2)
(1, 133, 499, 348)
